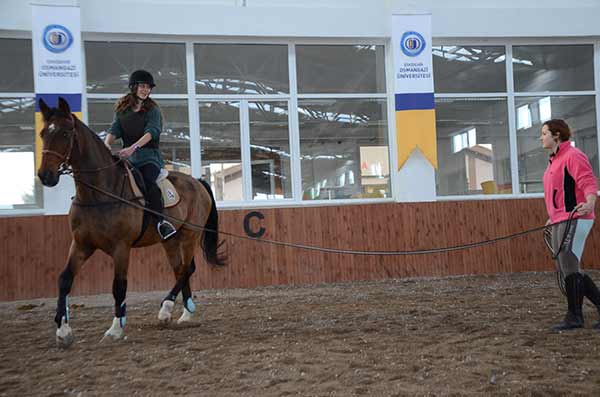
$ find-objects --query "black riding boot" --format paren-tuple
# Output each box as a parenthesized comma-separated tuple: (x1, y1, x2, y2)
(582, 273, 600, 329)
(552, 273, 584, 331)
(147, 184, 177, 240)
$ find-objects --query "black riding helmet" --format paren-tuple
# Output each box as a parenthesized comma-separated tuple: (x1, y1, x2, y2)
(128, 70, 156, 90)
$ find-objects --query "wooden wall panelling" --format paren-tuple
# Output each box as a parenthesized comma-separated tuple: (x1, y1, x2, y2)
(3, 198, 600, 301)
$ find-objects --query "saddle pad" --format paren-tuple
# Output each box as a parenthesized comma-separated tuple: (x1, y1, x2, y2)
(158, 177, 180, 208)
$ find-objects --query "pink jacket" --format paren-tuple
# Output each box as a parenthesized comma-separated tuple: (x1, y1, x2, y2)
(543, 141, 598, 223)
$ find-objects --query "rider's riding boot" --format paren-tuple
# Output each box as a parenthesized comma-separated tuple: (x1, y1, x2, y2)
(148, 184, 177, 241)
(552, 272, 584, 331)
(582, 273, 600, 329)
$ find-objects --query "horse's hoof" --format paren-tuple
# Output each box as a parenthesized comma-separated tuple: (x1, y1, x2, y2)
(102, 317, 125, 341)
(177, 307, 194, 324)
(158, 300, 175, 323)
(56, 321, 74, 349)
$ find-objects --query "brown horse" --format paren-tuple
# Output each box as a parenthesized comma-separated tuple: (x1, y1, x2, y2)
(37, 97, 225, 348)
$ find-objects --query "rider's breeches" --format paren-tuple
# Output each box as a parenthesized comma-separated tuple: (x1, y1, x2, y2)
(138, 163, 163, 219)
(551, 218, 594, 276)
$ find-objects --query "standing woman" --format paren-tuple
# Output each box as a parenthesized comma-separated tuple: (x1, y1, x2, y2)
(541, 119, 600, 331)
(104, 69, 177, 240)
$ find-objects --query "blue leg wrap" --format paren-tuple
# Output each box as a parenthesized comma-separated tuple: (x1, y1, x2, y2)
(184, 297, 196, 313)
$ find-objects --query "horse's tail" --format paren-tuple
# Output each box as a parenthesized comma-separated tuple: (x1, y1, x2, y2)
(198, 178, 227, 266)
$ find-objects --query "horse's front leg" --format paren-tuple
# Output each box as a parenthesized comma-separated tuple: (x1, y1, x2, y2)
(55, 241, 94, 348)
(103, 244, 130, 340)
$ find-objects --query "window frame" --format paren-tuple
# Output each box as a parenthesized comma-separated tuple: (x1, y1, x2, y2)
(433, 38, 600, 201)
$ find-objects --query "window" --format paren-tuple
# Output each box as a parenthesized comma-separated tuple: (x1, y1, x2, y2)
(85, 41, 187, 94)
(194, 44, 292, 202)
(0, 98, 39, 208)
(194, 44, 288, 95)
(436, 98, 511, 196)
(199, 101, 243, 201)
(451, 128, 477, 153)
(249, 101, 292, 199)
(513, 45, 594, 92)
(86, 41, 192, 176)
(434, 43, 598, 198)
(514, 45, 596, 193)
(516, 96, 597, 193)
(432, 45, 506, 93)
(0, 39, 40, 210)
(298, 99, 390, 200)
(0, 39, 34, 92)
(296, 45, 389, 200)
(296, 45, 386, 93)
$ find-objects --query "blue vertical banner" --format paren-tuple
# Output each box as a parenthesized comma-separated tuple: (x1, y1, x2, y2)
(31, 4, 83, 171)
(392, 13, 437, 170)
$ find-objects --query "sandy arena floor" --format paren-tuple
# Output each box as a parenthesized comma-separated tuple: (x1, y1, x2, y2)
(2, 271, 600, 396)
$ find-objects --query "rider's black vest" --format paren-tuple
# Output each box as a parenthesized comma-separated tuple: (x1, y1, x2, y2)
(119, 110, 159, 149)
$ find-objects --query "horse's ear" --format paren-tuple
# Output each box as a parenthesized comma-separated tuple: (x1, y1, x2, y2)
(58, 97, 71, 115)
(38, 98, 51, 121)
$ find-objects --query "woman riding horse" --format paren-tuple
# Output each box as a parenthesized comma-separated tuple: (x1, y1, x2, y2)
(37, 97, 225, 348)
(104, 70, 177, 240)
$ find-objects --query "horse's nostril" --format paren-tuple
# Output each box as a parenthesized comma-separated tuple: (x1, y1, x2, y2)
(38, 170, 57, 186)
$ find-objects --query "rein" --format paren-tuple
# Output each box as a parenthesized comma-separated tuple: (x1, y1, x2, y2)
(63, 173, 573, 257)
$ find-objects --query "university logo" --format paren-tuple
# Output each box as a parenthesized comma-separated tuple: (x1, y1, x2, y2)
(400, 31, 426, 57)
(42, 24, 73, 53)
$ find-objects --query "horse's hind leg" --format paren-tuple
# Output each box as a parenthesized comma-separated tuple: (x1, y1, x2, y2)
(177, 231, 201, 324)
(103, 244, 130, 340)
(55, 241, 94, 348)
(158, 231, 199, 324)
(178, 258, 197, 324)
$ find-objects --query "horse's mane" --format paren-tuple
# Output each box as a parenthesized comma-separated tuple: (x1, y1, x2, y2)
(70, 115, 125, 167)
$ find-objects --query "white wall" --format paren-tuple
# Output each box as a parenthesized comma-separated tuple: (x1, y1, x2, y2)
(2, 0, 600, 38)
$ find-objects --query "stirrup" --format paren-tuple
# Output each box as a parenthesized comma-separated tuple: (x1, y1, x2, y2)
(157, 220, 177, 240)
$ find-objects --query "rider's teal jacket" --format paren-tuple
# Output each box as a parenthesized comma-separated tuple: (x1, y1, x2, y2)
(108, 106, 165, 169)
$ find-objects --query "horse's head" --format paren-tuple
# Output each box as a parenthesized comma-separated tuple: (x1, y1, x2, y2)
(37, 97, 76, 187)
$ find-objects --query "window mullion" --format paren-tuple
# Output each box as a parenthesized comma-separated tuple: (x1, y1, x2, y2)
(240, 100, 252, 201)
(288, 43, 302, 201)
(186, 41, 202, 179)
(506, 44, 520, 195)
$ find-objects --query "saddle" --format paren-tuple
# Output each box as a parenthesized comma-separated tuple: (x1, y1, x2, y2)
(125, 165, 180, 208)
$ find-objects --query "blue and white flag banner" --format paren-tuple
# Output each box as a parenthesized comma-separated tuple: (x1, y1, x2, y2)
(31, 3, 83, 169)
(392, 13, 437, 170)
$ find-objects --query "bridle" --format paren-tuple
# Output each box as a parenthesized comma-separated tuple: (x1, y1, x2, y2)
(41, 121, 77, 176)
(40, 120, 130, 207)
(41, 118, 123, 175)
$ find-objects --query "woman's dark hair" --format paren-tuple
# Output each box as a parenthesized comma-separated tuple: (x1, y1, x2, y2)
(543, 119, 571, 142)
(114, 93, 159, 113)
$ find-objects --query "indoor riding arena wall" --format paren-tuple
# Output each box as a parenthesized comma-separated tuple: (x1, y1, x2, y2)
(2, 198, 599, 301)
